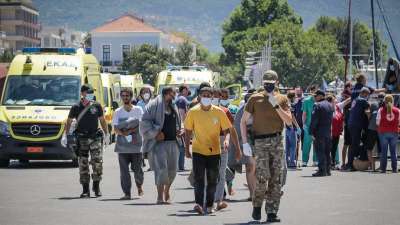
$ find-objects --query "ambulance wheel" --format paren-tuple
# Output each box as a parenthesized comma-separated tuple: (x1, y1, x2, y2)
(71, 158, 79, 168)
(0, 158, 10, 168)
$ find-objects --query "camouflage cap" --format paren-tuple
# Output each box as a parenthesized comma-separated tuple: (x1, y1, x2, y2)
(263, 70, 278, 83)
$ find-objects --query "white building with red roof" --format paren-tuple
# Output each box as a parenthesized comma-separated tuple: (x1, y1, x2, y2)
(91, 13, 184, 72)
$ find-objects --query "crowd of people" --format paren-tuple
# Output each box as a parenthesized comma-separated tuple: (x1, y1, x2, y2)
(61, 59, 400, 222)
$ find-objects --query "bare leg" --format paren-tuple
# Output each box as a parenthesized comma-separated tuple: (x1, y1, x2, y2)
(157, 185, 164, 203)
(367, 150, 375, 171)
(164, 184, 171, 204)
(341, 145, 348, 168)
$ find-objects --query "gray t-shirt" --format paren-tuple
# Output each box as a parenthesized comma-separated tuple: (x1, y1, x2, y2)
(368, 102, 379, 131)
(112, 106, 143, 153)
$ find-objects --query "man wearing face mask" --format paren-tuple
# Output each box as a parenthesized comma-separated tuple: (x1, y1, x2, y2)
(240, 70, 293, 222)
(140, 86, 182, 204)
(184, 87, 241, 215)
(63, 85, 110, 198)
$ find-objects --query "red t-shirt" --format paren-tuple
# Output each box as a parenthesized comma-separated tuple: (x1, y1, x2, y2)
(377, 106, 400, 133)
(332, 105, 344, 137)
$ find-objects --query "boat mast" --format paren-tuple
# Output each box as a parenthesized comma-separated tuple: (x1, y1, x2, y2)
(344, 0, 352, 82)
(371, 0, 379, 88)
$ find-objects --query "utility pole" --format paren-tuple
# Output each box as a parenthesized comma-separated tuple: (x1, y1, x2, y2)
(344, 0, 352, 82)
(371, 0, 379, 88)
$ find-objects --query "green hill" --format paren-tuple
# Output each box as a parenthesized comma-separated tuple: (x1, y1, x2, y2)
(34, 0, 400, 54)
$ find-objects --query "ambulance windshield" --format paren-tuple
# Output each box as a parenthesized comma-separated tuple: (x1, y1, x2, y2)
(2, 75, 81, 106)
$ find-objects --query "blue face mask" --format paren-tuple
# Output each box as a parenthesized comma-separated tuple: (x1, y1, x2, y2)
(85, 94, 94, 101)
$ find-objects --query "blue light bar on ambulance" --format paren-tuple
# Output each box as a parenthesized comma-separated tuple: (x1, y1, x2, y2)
(22, 48, 76, 54)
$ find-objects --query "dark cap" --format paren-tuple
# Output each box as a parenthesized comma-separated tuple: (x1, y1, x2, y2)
(314, 90, 325, 97)
(81, 84, 94, 93)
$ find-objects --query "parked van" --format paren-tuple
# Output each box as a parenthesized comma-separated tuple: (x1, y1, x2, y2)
(101, 73, 121, 142)
(120, 74, 143, 98)
(0, 48, 103, 167)
(155, 66, 220, 101)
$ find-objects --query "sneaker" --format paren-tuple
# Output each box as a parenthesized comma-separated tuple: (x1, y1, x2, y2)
(120, 195, 131, 200)
(252, 207, 262, 221)
(266, 213, 281, 223)
(193, 204, 204, 215)
(216, 201, 228, 211)
(302, 162, 307, 167)
(207, 207, 216, 214)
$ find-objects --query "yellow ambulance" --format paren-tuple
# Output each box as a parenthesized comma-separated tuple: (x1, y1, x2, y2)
(120, 74, 143, 98)
(0, 48, 103, 167)
(100, 72, 121, 142)
(155, 66, 220, 101)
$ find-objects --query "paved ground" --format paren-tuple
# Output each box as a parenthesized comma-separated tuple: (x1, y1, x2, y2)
(0, 144, 399, 225)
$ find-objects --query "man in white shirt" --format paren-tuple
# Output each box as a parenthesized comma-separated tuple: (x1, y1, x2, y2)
(113, 88, 144, 200)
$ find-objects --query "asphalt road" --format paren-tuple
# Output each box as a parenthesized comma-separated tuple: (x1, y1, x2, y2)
(0, 144, 399, 225)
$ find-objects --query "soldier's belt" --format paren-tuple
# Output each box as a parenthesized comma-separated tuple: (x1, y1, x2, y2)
(254, 132, 281, 140)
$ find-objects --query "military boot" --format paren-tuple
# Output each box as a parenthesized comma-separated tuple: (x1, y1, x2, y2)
(80, 183, 90, 198)
(92, 181, 102, 197)
(252, 207, 261, 221)
(266, 213, 281, 223)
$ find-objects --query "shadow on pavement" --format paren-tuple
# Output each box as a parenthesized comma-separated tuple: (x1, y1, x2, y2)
(125, 202, 160, 206)
(176, 200, 195, 204)
(100, 197, 140, 201)
(226, 198, 251, 203)
(6, 161, 75, 169)
(174, 187, 193, 190)
(57, 197, 83, 200)
(168, 210, 215, 217)
(224, 222, 266, 225)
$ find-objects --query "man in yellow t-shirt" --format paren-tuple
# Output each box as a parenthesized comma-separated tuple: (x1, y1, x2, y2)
(184, 87, 241, 215)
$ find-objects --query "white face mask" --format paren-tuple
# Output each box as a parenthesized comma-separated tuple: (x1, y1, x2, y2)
(211, 98, 219, 106)
(85, 94, 94, 101)
(220, 99, 230, 107)
(143, 93, 150, 100)
(200, 97, 212, 107)
(390, 65, 395, 71)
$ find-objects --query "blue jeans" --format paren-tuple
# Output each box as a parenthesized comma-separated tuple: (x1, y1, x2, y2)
(178, 145, 185, 170)
(379, 132, 398, 172)
(285, 127, 297, 167)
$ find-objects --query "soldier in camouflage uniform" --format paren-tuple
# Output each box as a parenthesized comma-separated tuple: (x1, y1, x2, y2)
(62, 85, 110, 198)
(240, 70, 293, 223)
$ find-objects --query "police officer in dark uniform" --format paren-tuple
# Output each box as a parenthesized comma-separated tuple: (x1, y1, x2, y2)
(62, 85, 110, 198)
(310, 90, 334, 177)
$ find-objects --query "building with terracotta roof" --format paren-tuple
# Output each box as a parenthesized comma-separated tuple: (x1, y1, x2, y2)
(90, 13, 183, 71)
(91, 13, 185, 72)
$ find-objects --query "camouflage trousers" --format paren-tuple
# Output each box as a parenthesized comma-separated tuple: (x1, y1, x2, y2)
(78, 137, 103, 184)
(253, 135, 284, 214)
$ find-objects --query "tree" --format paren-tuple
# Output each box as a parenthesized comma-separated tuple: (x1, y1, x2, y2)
(222, 0, 302, 35)
(314, 16, 387, 65)
(175, 40, 193, 66)
(221, 19, 343, 87)
(122, 44, 174, 84)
